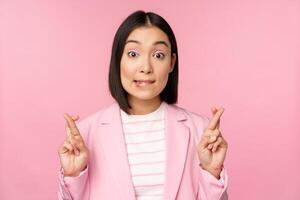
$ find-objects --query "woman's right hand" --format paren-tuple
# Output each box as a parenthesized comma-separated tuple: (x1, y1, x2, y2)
(58, 113, 89, 177)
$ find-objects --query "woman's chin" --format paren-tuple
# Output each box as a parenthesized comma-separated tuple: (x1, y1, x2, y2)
(128, 93, 160, 102)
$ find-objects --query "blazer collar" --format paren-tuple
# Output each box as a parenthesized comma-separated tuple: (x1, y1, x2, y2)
(97, 101, 190, 200)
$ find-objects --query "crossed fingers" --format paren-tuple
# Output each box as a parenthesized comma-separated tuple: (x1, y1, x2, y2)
(63, 113, 82, 155)
(203, 107, 225, 152)
(207, 107, 224, 131)
(64, 113, 81, 137)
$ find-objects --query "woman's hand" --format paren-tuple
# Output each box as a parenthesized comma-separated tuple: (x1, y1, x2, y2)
(197, 107, 228, 179)
(58, 113, 89, 177)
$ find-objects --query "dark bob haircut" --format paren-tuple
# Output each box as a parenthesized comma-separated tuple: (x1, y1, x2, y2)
(108, 10, 179, 114)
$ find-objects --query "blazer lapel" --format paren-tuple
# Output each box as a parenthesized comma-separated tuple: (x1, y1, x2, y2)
(163, 103, 190, 200)
(97, 102, 136, 200)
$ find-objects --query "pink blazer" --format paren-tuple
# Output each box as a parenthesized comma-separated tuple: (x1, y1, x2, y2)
(58, 102, 228, 200)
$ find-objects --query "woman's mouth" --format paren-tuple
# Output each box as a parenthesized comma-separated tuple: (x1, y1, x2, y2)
(134, 80, 155, 87)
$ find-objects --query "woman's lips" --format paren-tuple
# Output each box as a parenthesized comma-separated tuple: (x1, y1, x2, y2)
(134, 80, 155, 87)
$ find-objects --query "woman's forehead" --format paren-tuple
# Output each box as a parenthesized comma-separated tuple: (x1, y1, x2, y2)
(125, 26, 171, 48)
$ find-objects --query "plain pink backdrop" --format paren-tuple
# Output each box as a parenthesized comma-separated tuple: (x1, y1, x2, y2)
(1, 0, 299, 199)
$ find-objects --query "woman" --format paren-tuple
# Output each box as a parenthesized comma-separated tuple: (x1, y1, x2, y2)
(58, 10, 228, 200)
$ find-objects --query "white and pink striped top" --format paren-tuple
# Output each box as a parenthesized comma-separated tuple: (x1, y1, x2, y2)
(120, 102, 166, 200)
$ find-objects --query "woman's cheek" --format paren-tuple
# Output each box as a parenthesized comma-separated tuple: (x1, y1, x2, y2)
(121, 62, 133, 79)
(157, 74, 169, 89)
(120, 68, 131, 88)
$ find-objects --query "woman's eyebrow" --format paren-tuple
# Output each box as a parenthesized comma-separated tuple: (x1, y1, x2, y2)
(125, 40, 169, 48)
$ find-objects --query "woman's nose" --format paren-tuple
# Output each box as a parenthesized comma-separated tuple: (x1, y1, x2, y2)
(140, 56, 153, 74)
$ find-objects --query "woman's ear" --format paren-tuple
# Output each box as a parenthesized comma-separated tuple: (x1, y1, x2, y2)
(170, 53, 177, 73)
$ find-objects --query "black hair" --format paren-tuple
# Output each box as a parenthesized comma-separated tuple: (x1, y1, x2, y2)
(108, 10, 179, 114)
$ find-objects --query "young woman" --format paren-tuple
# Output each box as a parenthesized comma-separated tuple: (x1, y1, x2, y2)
(58, 10, 228, 200)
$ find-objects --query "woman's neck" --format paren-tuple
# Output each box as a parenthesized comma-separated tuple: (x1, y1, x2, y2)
(128, 96, 162, 115)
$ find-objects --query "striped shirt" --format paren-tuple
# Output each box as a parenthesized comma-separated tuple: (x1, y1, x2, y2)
(120, 102, 166, 200)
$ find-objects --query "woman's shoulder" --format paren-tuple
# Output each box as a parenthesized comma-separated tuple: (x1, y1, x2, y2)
(169, 103, 210, 130)
(75, 102, 117, 131)
(171, 103, 209, 120)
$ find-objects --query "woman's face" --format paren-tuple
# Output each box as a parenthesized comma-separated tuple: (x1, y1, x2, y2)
(120, 26, 176, 104)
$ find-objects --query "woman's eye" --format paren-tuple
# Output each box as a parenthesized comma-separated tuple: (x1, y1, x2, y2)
(127, 51, 138, 58)
(153, 52, 165, 59)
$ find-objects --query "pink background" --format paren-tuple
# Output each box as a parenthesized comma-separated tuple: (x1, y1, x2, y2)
(1, 0, 299, 199)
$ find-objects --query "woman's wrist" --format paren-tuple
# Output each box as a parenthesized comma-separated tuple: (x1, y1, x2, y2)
(64, 165, 88, 177)
(199, 164, 222, 179)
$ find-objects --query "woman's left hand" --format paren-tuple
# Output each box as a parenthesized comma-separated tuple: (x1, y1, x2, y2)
(197, 107, 228, 179)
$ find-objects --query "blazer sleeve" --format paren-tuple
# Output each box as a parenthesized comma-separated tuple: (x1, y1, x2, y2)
(198, 165, 228, 200)
(57, 114, 94, 200)
(58, 165, 90, 200)
(197, 115, 228, 200)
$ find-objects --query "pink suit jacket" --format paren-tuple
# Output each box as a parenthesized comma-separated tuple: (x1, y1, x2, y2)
(58, 102, 228, 200)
